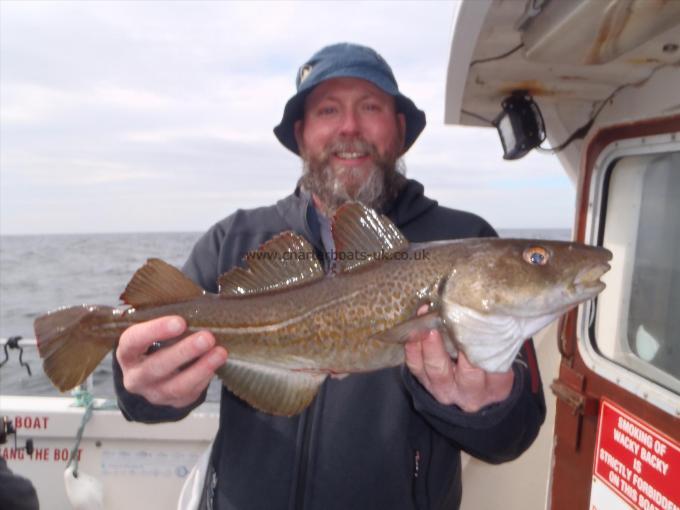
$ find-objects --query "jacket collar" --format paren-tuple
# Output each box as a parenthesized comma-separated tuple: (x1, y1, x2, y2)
(383, 179, 438, 227)
(274, 186, 322, 250)
(274, 178, 438, 248)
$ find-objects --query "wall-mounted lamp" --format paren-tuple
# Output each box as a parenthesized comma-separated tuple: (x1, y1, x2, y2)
(493, 91, 545, 160)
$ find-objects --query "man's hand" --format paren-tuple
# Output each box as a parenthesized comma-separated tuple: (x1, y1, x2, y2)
(404, 307, 514, 413)
(116, 316, 228, 408)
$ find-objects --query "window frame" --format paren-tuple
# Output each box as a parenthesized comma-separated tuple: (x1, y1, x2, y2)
(579, 131, 680, 417)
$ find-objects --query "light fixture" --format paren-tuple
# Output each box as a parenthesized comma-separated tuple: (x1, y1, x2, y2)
(493, 91, 545, 160)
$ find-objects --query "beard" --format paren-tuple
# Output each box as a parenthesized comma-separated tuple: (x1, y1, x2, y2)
(299, 136, 407, 217)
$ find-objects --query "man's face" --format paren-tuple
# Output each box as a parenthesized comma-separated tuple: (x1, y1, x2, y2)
(294, 77, 407, 215)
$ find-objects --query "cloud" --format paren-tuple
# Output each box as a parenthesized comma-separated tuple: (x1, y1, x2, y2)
(0, 1, 574, 235)
(91, 86, 174, 111)
(1, 82, 77, 124)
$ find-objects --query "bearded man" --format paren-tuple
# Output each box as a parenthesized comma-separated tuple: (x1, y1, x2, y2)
(113, 43, 546, 510)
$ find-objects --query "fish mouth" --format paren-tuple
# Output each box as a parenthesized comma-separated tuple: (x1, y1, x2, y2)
(573, 262, 611, 296)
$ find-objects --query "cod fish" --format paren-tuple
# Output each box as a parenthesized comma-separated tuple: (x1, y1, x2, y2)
(35, 203, 611, 416)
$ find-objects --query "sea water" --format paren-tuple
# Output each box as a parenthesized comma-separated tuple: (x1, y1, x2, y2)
(0, 232, 203, 399)
(0, 229, 570, 399)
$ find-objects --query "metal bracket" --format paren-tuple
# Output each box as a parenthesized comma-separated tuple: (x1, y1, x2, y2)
(550, 380, 599, 417)
(551, 379, 585, 414)
(551, 362, 600, 451)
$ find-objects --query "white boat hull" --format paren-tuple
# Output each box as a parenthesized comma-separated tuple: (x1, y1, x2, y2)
(1, 396, 218, 509)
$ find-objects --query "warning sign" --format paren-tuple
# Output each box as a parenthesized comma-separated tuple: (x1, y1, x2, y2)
(591, 399, 679, 510)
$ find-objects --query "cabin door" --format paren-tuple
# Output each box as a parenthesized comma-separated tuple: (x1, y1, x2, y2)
(549, 118, 680, 510)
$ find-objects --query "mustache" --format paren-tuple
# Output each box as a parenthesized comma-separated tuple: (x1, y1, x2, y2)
(323, 137, 377, 158)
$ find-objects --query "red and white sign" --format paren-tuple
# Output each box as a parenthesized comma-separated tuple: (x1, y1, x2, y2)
(591, 399, 679, 510)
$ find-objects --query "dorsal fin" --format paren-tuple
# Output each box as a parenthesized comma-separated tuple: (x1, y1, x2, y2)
(331, 202, 409, 273)
(218, 231, 324, 296)
(120, 258, 204, 308)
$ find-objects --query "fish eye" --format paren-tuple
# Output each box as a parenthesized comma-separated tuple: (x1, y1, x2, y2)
(523, 246, 550, 266)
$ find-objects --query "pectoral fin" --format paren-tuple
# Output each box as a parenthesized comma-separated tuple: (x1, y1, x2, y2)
(216, 360, 326, 416)
(373, 312, 441, 343)
(374, 312, 459, 359)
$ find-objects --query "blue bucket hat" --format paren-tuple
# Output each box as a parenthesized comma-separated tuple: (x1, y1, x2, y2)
(273, 42, 426, 155)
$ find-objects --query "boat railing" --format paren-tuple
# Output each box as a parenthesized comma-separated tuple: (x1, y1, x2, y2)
(0, 335, 99, 397)
(1, 336, 37, 377)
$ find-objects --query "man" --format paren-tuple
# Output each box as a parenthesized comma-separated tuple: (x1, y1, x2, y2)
(0, 457, 40, 510)
(114, 43, 545, 509)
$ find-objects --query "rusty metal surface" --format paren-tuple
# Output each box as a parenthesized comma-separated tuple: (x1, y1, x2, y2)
(456, 0, 680, 126)
(522, 0, 680, 65)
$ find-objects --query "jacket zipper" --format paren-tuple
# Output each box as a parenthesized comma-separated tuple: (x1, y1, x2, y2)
(292, 202, 326, 508)
(295, 413, 312, 510)
(294, 385, 323, 510)
(414, 449, 421, 479)
(413, 448, 428, 510)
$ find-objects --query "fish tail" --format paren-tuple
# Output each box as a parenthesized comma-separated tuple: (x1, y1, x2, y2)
(34, 305, 119, 392)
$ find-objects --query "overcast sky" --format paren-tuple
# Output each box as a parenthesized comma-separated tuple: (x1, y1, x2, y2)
(0, 0, 575, 235)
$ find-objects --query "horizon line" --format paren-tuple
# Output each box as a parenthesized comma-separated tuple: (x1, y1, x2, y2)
(0, 226, 574, 237)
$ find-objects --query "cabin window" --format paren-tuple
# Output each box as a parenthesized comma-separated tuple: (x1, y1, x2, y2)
(595, 150, 680, 395)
